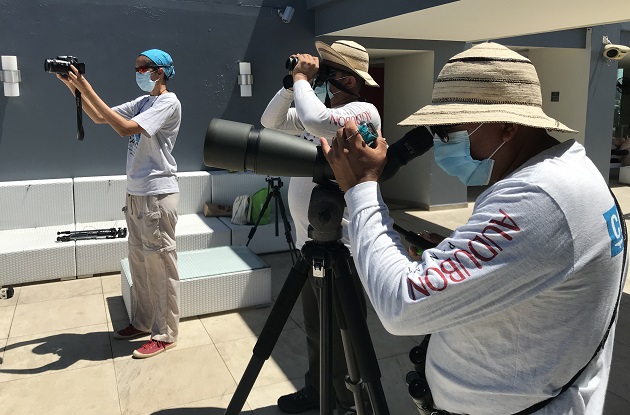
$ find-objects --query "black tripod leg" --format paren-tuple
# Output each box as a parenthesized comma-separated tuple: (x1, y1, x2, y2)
(333, 253, 390, 415)
(274, 188, 299, 263)
(247, 189, 275, 246)
(332, 280, 368, 415)
(225, 256, 311, 415)
(311, 251, 335, 415)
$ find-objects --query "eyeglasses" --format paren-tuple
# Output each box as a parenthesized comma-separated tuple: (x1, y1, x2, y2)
(135, 66, 158, 74)
(431, 126, 450, 143)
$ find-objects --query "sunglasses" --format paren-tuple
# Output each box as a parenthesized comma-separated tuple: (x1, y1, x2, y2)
(430, 126, 450, 143)
(135, 66, 158, 74)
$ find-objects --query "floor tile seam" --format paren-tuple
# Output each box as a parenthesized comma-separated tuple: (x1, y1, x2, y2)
(0, 358, 113, 384)
(287, 316, 307, 333)
(16, 291, 105, 306)
(17, 281, 104, 305)
(615, 338, 630, 348)
(3, 302, 18, 340)
(606, 388, 630, 403)
(111, 336, 126, 415)
(209, 324, 305, 346)
(7, 321, 110, 341)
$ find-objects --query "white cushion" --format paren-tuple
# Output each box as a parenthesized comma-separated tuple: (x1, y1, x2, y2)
(73, 175, 127, 223)
(0, 225, 76, 284)
(0, 178, 74, 230)
(176, 171, 212, 215)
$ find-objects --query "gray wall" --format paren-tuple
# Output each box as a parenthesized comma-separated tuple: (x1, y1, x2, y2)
(0, 0, 315, 181)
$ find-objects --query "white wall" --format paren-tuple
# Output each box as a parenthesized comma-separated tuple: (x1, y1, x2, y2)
(527, 48, 590, 144)
(381, 52, 434, 205)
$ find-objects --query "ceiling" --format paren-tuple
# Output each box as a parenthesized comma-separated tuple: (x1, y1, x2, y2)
(327, 0, 630, 68)
(327, 0, 630, 43)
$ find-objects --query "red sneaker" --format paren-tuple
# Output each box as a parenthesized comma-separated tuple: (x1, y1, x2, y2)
(113, 324, 148, 340)
(132, 339, 177, 359)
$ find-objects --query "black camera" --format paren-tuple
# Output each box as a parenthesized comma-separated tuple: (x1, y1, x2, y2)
(44, 56, 85, 75)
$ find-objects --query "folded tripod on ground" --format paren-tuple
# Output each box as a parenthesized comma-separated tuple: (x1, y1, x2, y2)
(56, 227, 127, 242)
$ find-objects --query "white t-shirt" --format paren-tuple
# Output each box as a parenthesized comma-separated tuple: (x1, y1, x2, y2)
(112, 92, 181, 196)
(345, 140, 625, 414)
(260, 79, 381, 248)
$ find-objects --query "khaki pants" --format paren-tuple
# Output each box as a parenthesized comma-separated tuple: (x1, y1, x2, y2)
(125, 193, 180, 343)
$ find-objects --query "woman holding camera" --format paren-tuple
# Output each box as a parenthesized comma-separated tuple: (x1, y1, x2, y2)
(57, 49, 181, 359)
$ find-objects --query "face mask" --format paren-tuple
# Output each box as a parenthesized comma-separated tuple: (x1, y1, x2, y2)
(313, 77, 346, 106)
(136, 71, 156, 92)
(433, 126, 505, 186)
(313, 82, 330, 104)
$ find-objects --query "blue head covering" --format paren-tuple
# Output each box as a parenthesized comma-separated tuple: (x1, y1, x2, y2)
(140, 49, 175, 79)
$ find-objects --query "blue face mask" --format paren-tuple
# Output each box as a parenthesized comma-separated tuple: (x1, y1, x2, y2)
(136, 71, 156, 92)
(313, 77, 347, 106)
(313, 82, 331, 104)
(433, 125, 505, 186)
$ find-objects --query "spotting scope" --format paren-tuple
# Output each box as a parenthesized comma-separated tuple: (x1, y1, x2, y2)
(203, 118, 434, 184)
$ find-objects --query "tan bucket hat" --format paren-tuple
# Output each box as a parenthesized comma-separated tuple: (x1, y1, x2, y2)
(399, 42, 576, 133)
(315, 40, 379, 87)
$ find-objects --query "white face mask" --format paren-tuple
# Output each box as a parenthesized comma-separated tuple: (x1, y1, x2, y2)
(136, 71, 156, 92)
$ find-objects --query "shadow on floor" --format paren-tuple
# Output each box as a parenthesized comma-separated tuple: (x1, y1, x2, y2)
(0, 331, 136, 374)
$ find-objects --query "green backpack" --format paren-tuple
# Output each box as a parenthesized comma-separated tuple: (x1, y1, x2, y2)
(249, 187, 270, 225)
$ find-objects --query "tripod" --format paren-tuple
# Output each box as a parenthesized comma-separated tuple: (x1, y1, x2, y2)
(56, 227, 127, 242)
(247, 176, 299, 264)
(225, 183, 389, 415)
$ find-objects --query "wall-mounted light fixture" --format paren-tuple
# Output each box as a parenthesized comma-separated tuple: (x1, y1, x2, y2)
(238, 61, 253, 97)
(278, 6, 295, 23)
(0, 56, 21, 97)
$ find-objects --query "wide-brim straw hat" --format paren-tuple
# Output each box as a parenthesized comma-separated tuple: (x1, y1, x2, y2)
(399, 42, 576, 133)
(315, 40, 379, 87)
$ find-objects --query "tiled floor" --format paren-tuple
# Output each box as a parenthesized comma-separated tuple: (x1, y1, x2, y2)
(1, 183, 629, 415)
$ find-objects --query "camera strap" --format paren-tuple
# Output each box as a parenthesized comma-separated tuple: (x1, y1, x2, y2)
(75, 90, 84, 141)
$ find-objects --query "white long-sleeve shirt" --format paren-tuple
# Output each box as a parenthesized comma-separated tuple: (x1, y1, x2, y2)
(261, 79, 381, 248)
(345, 140, 624, 414)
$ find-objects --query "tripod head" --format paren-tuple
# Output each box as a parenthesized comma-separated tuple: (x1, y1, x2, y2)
(307, 183, 345, 244)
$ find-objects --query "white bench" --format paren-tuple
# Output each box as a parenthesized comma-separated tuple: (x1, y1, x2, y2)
(120, 245, 271, 319)
(0, 170, 293, 286)
(73, 172, 231, 277)
(0, 178, 76, 285)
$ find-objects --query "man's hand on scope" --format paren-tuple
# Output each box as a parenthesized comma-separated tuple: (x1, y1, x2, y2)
(320, 120, 388, 192)
(291, 54, 319, 84)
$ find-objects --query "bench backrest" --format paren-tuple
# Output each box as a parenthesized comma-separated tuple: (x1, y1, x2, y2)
(73, 175, 127, 223)
(0, 178, 74, 230)
(176, 171, 212, 215)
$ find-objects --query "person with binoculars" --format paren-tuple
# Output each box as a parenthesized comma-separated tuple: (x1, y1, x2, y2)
(321, 42, 625, 415)
(260, 40, 381, 414)
(56, 49, 182, 359)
